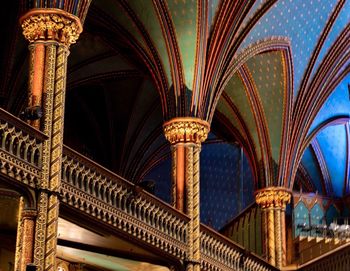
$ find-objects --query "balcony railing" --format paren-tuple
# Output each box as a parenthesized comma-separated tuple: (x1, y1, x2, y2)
(61, 146, 189, 260)
(0, 108, 46, 187)
(0, 108, 275, 270)
(298, 242, 350, 271)
(220, 202, 263, 256)
(201, 224, 276, 271)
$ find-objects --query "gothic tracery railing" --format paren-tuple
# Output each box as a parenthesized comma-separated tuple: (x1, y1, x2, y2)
(60, 146, 189, 260)
(0, 109, 276, 270)
(299, 242, 350, 271)
(201, 224, 276, 271)
(0, 108, 46, 188)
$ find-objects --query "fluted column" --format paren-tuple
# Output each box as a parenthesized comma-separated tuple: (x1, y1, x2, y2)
(255, 187, 291, 268)
(20, 8, 85, 271)
(163, 117, 209, 271)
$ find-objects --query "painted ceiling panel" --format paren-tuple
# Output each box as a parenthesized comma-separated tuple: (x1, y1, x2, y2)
(123, 80, 159, 150)
(316, 125, 347, 197)
(94, 0, 149, 54)
(218, 73, 261, 160)
(124, 104, 163, 174)
(301, 147, 324, 194)
(216, 97, 246, 140)
(127, 0, 172, 84)
(68, 55, 136, 85)
(308, 74, 350, 136)
(311, 0, 350, 79)
(143, 140, 255, 230)
(245, 51, 284, 163)
(167, 0, 197, 89)
(142, 157, 172, 203)
(200, 142, 251, 230)
(239, 0, 267, 32)
(69, 33, 112, 67)
(208, 0, 221, 29)
(135, 134, 168, 178)
(239, 0, 337, 95)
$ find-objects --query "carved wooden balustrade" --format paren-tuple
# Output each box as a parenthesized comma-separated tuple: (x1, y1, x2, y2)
(0, 108, 276, 270)
(201, 224, 277, 271)
(60, 146, 189, 260)
(0, 108, 46, 188)
(60, 146, 276, 270)
(298, 242, 350, 271)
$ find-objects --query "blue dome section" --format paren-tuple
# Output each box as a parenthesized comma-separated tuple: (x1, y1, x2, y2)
(301, 147, 324, 194)
(317, 125, 347, 198)
(299, 75, 350, 199)
(311, 0, 350, 78)
(239, 0, 337, 94)
(308, 74, 350, 136)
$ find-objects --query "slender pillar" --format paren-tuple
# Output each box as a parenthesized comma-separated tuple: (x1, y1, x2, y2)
(267, 207, 275, 266)
(261, 208, 268, 258)
(255, 187, 291, 268)
(20, 8, 84, 271)
(14, 197, 37, 271)
(21, 209, 37, 271)
(163, 117, 209, 271)
(281, 206, 287, 266)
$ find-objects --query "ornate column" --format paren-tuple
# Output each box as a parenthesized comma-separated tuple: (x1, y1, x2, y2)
(163, 118, 209, 271)
(255, 187, 291, 268)
(20, 7, 87, 271)
(15, 197, 37, 271)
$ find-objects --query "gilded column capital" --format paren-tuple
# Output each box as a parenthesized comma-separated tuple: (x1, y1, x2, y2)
(20, 8, 82, 46)
(255, 187, 291, 209)
(163, 117, 210, 145)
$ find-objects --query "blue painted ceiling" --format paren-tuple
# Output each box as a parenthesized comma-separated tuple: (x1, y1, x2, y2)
(239, 0, 346, 95)
(298, 76, 350, 198)
(0, 1, 349, 228)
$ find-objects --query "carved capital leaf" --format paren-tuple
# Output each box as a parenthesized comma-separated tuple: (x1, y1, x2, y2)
(163, 117, 210, 145)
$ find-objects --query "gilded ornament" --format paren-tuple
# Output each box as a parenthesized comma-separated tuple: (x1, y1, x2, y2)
(163, 118, 210, 144)
(255, 187, 291, 209)
(20, 9, 82, 46)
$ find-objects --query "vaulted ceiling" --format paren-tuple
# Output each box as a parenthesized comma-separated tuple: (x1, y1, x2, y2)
(1, 1, 350, 201)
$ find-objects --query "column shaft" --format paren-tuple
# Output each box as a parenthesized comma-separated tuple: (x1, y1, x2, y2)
(14, 202, 37, 271)
(267, 207, 275, 266)
(176, 145, 185, 212)
(192, 146, 201, 271)
(33, 43, 57, 270)
(20, 8, 82, 271)
(255, 187, 291, 268)
(281, 209, 287, 266)
(28, 43, 45, 128)
(185, 145, 194, 271)
(261, 208, 268, 258)
(163, 118, 209, 271)
(171, 146, 177, 207)
(21, 214, 36, 271)
(275, 208, 282, 267)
